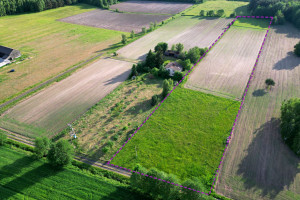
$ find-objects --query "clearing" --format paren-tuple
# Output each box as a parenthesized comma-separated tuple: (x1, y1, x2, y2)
(110, 0, 193, 14)
(117, 16, 233, 61)
(185, 0, 250, 17)
(0, 58, 132, 138)
(185, 18, 269, 99)
(59, 9, 171, 33)
(63, 74, 163, 162)
(216, 24, 300, 200)
(0, 4, 126, 104)
(111, 88, 240, 192)
(0, 146, 145, 200)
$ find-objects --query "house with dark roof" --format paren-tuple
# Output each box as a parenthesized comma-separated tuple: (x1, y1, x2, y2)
(0, 45, 21, 61)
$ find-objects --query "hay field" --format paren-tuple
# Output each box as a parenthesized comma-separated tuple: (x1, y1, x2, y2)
(185, 0, 250, 17)
(0, 4, 126, 104)
(216, 24, 300, 200)
(59, 9, 170, 33)
(117, 16, 232, 60)
(111, 88, 240, 192)
(0, 58, 132, 138)
(185, 21, 269, 99)
(110, 0, 192, 14)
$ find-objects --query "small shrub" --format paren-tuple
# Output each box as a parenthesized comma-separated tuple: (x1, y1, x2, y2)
(151, 95, 159, 106)
(173, 71, 184, 82)
(102, 146, 109, 153)
(107, 141, 114, 147)
(112, 135, 119, 141)
(121, 34, 127, 44)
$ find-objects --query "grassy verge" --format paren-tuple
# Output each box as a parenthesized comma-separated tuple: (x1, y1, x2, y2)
(0, 145, 149, 200)
(233, 18, 270, 30)
(112, 87, 240, 192)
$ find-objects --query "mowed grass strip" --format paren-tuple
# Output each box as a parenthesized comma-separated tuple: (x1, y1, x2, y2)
(112, 88, 240, 190)
(0, 146, 144, 200)
(0, 4, 126, 103)
(185, 1, 250, 17)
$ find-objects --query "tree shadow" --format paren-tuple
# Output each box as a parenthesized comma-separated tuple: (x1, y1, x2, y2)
(273, 23, 300, 39)
(124, 98, 153, 116)
(273, 51, 300, 70)
(1, 157, 60, 200)
(234, 5, 249, 16)
(252, 89, 267, 97)
(237, 118, 300, 199)
(104, 69, 131, 86)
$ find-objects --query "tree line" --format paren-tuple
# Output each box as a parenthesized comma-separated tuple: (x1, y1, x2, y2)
(0, 0, 117, 16)
(249, 0, 300, 27)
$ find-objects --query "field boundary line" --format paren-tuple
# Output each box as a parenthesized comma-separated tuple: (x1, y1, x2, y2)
(106, 15, 274, 196)
(106, 16, 238, 196)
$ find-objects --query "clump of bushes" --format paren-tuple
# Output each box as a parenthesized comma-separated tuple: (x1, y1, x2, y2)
(47, 139, 74, 168)
(151, 95, 159, 106)
(294, 41, 300, 57)
(280, 98, 300, 156)
(34, 137, 51, 159)
(162, 79, 174, 98)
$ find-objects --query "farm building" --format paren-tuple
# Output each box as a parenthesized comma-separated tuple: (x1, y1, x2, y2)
(165, 62, 182, 76)
(0, 45, 21, 68)
(0, 45, 21, 61)
(164, 50, 180, 58)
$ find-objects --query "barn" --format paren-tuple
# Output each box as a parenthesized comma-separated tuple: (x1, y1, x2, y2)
(0, 45, 21, 61)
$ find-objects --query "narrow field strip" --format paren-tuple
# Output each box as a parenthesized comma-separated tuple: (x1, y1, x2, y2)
(107, 16, 273, 196)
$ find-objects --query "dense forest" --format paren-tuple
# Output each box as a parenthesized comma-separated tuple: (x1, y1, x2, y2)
(0, 0, 118, 16)
(249, 0, 300, 26)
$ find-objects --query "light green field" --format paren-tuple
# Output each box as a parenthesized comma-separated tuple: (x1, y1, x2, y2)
(0, 146, 145, 200)
(233, 18, 270, 30)
(112, 88, 240, 191)
(185, 1, 250, 17)
(0, 4, 127, 104)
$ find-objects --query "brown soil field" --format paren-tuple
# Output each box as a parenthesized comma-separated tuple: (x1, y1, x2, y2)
(117, 17, 233, 60)
(216, 24, 300, 200)
(59, 9, 170, 33)
(110, 0, 193, 14)
(185, 26, 266, 99)
(0, 58, 132, 138)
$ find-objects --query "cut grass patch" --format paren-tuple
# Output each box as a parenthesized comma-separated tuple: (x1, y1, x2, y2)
(0, 146, 146, 200)
(233, 18, 270, 30)
(185, 1, 250, 17)
(111, 88, 240, 191)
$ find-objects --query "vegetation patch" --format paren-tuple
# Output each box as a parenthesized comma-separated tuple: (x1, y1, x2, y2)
(112, 88, 240, 192)
(185, 1, 250, 17)
(0, 146, 146, 200)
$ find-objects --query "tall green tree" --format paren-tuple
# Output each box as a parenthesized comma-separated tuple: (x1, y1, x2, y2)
(155, 49, 164, 67)
(130, 30, 135, 38)
(34, 137, 51, 159)
(199, 10, 205, 16)
(145, 50, 156, 69)
(280, 98, 300, 156)
(294, 41, 300, 57)
(181, 178, 213, 200)
(47, 139, 74, 168)
(186, 47, 201, 64)
(0, 1, 6, 16)
(175, 43, 184, 53)
(154, 42, 168, 53)
(162, 79, 173, 98)
(121, 34, 127, 44)
(265, 78, 275, 90)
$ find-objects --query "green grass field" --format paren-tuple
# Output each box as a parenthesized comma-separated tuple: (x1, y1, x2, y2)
(185, 1, 250, 17)
(112, 88, 240, 191)
(0, 146, 146, 200)
(233, 18, 270, 30)
(0, 4, 126, 104)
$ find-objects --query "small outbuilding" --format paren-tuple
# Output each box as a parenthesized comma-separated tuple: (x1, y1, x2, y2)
(165, 62, 183, 76)
(0, 45, 21, 61)
(164, 50, 180, 58)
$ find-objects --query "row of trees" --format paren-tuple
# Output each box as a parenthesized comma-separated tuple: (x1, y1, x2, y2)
(130, 164, 214, 200)
(34, 137, 74, 167)
(248, 0, 300, 27)
(0, 0, 117, 16)
(199, 9, 225, 17)
(280, 98, 300, 156)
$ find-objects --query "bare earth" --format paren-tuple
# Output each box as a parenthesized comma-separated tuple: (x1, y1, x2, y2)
(216, 24, 300, 200)
(0, 58, 132, 137)
(117, 17, 233, 60)
(185, 26, 266, 99)
(59, 9, 170, 33)
(110, 0, 193, 14)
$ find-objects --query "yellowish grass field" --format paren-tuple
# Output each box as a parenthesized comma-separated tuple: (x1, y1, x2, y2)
(0, 4, 127, 104)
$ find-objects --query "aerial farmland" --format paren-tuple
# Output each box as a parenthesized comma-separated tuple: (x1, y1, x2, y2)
(0, 0, 299, 200)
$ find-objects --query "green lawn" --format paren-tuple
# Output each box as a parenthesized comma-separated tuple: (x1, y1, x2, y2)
(233, 18, 270, 30)
(0, 146, 145, 200)
(185, 1, 250, 17)
(112, 88, 240, 191)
